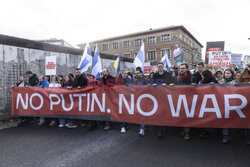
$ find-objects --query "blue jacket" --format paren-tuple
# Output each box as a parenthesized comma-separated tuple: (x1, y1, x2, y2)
(38, 80, 49, 88)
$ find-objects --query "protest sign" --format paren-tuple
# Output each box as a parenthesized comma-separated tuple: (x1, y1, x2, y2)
(45, 56, 56, 75)
(208, 51, 231, 67)
(231, 54, 242, 66)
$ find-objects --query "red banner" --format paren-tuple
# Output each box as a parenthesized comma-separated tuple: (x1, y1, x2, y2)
(12, 86, 250, 128)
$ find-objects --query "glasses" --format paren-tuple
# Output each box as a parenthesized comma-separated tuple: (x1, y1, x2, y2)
(157, 66, 163, 68)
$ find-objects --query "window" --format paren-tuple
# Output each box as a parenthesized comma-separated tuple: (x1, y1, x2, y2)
(171, 34, 177, 40)
(161, 34, 170, 42)
(102, 44, 109, 51)
(147, 51, 156, 61)
(112, 42, 119, 49)
(123, 40, 130, 48)
(123, 53, 130, 58)
(135, 39, 142, 46)
(148, 36, 156, 44)
(161, 49, 171, 60)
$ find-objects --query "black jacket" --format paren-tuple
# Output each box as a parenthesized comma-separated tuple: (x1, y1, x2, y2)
(73, 74, 87, 88)
(28, 74, 38, 86)
(152, 71, 174, 85)
(191, 72, 202, 84)
(101, 74, 115, 86)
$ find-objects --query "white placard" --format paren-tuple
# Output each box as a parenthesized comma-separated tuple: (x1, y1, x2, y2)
(45, 56, 56, 75)
(243, 55, 250, 67)
(231, 54, 242, 66)
(208, 51, 231, 67)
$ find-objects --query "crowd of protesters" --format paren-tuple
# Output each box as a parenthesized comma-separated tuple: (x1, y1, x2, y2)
(17, 62, 250, 145)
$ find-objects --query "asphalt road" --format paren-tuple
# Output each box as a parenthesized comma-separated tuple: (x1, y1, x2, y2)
(0, 123, 249, 167)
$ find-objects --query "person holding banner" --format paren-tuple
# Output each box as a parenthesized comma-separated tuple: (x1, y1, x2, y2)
(238, 64, 250, 145)
(239, 63, 250, 84)
(191, 62, 204, 85)
(119, 69, 133, 133)
(26, 71, 39, 86)
(175, 63, 192, 140)
(102, 68, 115, 131)
(37, 76, 49, 126)
(199, 70, 218, 139)
(48, 76, 61, 127)
(58, 74, 75, 128)
(152, 62, 174, 138)
(68, 68, 88, 129)
(219, 68, 237, 143)
(134, 68, 148, 136)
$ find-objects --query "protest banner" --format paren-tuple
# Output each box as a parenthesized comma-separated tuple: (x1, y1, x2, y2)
(45, 56, 56, 75)
(208, 51, 232, 67)
(205, 41, 225, 64)
(231, 54, 242, 66)
(12, 86, 250, 129)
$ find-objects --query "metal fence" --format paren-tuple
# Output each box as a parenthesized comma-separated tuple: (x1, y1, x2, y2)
(0, 35, 134, 120)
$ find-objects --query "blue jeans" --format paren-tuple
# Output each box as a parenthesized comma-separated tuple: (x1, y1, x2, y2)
(140, 124, 145, 130)
(121, 122, 127, 128)
(59, 119, 72, 125)
(222, 128, 229, 136)
(105, 121, 111, 127)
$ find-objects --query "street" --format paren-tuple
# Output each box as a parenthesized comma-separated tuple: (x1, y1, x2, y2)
(0, 123, 249, 167)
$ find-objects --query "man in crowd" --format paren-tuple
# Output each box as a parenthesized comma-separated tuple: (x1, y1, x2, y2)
(191, 62, 204, 84)
(68, 68, 88, 129)
(101, 68, 115, 86)
(26, 71, 38, 86)
(134, 68, 148, 136)
(119, 69, 133, 133)
(175, 63, 192, 140)
(102, 68, 115, 130)
(153, 62, 174, 138)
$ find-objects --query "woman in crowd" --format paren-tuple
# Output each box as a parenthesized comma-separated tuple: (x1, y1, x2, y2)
(199, 70, 218, 138)
(58, 74, 75, 128)
(219, 68, 236, 143)
(16, 76, 25, 87)
(49, 75, 61, 126)
(235, 71, 241, 83)
(38, 76, 49, 125)
(214, 70, 223, 83)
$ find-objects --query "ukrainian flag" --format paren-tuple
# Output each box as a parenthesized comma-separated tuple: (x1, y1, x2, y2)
(113, 53, 121, 75)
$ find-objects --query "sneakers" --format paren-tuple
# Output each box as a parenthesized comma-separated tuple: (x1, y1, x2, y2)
(38, 122, 45, 126)
(138, 129, 145, 136)
(49, 121, 56, 127)
(58, 124, 65, 128)
(184, 133, 190, 140)
(68, 124, 77, 129)
(222, 135, 229, 144)
(121, 127, 126, 133)
(103, 125, 111, 131)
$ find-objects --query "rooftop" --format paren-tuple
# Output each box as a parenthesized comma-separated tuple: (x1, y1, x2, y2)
(78, 25, 203, 48)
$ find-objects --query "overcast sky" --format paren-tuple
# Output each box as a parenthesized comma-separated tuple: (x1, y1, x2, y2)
(0, 0, 250, 59)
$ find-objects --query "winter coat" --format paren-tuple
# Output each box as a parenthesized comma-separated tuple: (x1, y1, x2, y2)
(152, 71, 174, 85)
(239, 70, 250, 84)
(28, 74, 38, 86)
(73, 74, 88, 88)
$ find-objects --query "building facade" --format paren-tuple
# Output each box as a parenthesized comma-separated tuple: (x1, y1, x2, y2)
(78, 25, 203, 68)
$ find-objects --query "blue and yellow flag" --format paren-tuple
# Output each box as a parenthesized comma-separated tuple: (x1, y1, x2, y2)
(113, 53, 121, 75)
